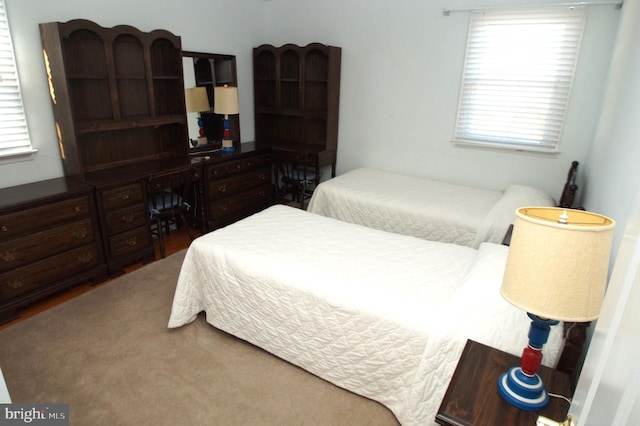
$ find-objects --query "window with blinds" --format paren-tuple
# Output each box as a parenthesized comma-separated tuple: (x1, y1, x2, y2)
(0, 0, 34, 158)
(452, 7, 586, 153)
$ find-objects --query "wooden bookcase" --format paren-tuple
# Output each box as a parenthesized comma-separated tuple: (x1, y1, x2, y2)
(40, 19, 189, 275)
(253, 43, 341, 175)
(40, 19, 189, 182)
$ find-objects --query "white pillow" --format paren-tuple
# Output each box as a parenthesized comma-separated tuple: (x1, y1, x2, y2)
(473, 185, 556, 247)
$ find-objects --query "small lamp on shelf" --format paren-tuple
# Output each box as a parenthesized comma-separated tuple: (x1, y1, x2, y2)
(214, 84, 239, 152)
(185, 86, 211, 146)
(498, 207, 615, 412)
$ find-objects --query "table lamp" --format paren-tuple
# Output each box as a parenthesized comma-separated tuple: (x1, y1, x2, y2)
(214, 85, 239, 152)
(185, 86, 211, 146)
(498, 207, 615, 412)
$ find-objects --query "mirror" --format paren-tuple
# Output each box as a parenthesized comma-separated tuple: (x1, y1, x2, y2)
(182, 51, 240, 149)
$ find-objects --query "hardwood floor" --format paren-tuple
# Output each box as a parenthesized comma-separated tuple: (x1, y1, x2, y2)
(0, 226, 199, 331)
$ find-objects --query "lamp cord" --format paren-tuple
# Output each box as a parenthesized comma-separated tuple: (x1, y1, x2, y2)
(548, 392, 572, 404)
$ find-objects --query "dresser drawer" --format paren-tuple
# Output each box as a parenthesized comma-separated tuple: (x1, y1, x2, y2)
(209, 183, 272, 220)
(207, 154, 271, 180)
(208, 166, 271, 201)
(101, 183, 145, 210)
(0, 195, 91, 242)
(109, 226, 151, 258)
(0, 218, 95, 273)
(0, 244, 100, 300)
(105, 204, 148, 235)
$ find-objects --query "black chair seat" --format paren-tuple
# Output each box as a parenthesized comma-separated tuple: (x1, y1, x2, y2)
(148, 192, 190, 217)
(146, 166, 199, 258)
(273, 148, 320, 210)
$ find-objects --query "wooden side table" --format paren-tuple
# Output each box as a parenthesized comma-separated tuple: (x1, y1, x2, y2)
(436, 340, 571, 426)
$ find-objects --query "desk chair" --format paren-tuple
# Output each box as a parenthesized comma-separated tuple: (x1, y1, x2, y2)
(146, 166, 199, 258)
(273, 148, 319, 210)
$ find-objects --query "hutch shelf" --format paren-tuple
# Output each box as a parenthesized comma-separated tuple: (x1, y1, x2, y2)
(253, 43, 341, 176)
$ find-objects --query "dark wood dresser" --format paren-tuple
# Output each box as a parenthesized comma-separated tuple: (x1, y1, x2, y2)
(0, 177, 108, 323)
(192, 142, 273, 231)
(94, 178, 155, 277)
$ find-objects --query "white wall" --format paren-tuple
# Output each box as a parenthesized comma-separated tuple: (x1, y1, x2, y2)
(2, 0, 265, 188)
(263, 0, 620, 199)
(581, 1, 640, 261)
(570, 0, 640, 421)
(2, 0, 621, 200)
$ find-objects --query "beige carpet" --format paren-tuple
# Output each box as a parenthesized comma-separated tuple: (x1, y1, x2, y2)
(0, 250, 399, 426)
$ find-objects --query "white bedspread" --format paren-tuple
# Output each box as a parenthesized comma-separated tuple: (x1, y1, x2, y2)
(307, 168, 555, 248)
(168, 205, 563, 425)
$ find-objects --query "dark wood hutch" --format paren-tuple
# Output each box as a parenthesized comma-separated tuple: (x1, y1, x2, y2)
(0, 24, 342, 323)
(39, 19, 189, 277)
(253, 43, 341, 177)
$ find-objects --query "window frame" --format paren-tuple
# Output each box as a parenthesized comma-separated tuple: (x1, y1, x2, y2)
(0, 0, 36, 160)
(452, 6, 587, 154)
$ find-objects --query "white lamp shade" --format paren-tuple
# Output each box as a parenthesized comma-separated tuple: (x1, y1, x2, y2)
(185, 86, 210, 112)
(501, 207, 615, 322)
(214, 85, 239, 115)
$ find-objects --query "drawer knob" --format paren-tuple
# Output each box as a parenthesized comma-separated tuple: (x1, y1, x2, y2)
(219, 205, 228, 212)
(1, 225, 7, 232)
(77, 252, 93, 263)
(118, 191, 131, 200)
(121, 213, 135, 223)
(258, 173, 266, 180)
(126, 237, 138, 246)
(0, 249, 16, 262)
(72, 227, 88, 239)
(74, 206, 81, 212)
(7, 280, 23, 289)
(217, 185, 227, 193)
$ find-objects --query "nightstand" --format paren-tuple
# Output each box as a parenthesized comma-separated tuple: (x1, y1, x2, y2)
(436, 340, 571, 426)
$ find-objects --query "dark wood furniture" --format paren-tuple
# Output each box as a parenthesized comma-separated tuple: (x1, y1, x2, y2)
(436, 340, 571, 426)
(559, 161, 579, 208)
(146, 165, 199, 258)
(191, 142, 273, 232)
(95, 178, 154, 276)
(183, 51, 240, 148)
(0, 178, 108, 324)
(273, 147, 320, 209)
(253, 43, 341, 177)
(40, 19, 189, 275)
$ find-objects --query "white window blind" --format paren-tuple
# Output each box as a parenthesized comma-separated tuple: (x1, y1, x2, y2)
(453, 7, 586, 153)
(0, 0, 34, 158)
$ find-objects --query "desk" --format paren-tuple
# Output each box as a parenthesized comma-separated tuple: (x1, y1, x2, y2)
(436, 340, 571, 426)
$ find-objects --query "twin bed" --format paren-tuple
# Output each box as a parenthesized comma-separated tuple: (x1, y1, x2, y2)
(168, 164, 579, 425)
(307, 166, 573, 247)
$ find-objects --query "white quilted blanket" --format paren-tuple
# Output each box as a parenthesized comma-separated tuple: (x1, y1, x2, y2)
(168, 205, 563, 425)
(307, 168, 555, 248)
